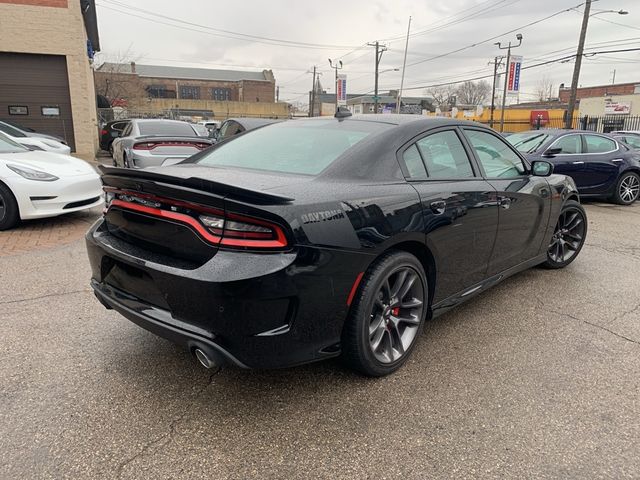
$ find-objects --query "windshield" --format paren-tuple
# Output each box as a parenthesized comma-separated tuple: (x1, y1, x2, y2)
(506, 132, 551, 154)
(138, 121, 196, 136)
(0, 132, 28, 153)
(194, 120, 387, 175)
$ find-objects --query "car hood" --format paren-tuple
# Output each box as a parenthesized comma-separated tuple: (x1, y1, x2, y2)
(25, 132, 66, 143)
(0, 151, 97, 176)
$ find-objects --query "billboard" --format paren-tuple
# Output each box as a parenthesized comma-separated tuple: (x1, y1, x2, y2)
(604, 100, 631, 115)
(336, 74, 347, 106)
(507, 55, 523, 95)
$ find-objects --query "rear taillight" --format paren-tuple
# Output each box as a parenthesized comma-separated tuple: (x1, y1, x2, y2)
(133, 141, 210, 150)
(104, 188, 288, 249)
(100, 129, 108, 136)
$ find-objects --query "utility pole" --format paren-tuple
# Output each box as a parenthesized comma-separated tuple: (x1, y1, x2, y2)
(488, 56, 504, 129)
(308, 66, 319, 117)
(496, 33, 523, 133)
(565, 0, 591, 129)
(368, 41, 387, 114)
(396, 16, 411, 114)
(276, 85, 280, 102)
(328, 59, 343, 109)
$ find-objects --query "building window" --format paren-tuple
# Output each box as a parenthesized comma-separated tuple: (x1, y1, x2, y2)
(8, 106, 28, 115)
(211, 88, 231, 101)
(41, 106, 60, 116)
(180, 86, 201, 100)
(147, 85, 176, 99)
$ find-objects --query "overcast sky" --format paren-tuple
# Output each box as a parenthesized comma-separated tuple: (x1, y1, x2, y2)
(94, 0, 639, 106)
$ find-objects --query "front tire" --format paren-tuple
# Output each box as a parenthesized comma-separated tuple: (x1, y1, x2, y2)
(0, 182, 20, 231)
(342, 251, 428, 377)
(612, 171, 639, 205)
(542, 200, 587, 269)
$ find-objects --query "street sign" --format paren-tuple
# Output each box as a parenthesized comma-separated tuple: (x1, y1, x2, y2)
(507, 55, 523, 95)
(371, 95, 381, 101)
(337, 74, 347, 106)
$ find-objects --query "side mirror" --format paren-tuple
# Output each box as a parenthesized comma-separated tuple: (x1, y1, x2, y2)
(531, 160, 553, 177)
(542, 147, 562, 157)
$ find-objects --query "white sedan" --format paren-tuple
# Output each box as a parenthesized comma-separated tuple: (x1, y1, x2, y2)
(0, 133, 103, 230)
(0, 120, 71, 155)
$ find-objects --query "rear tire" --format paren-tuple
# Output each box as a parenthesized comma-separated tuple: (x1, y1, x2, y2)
(0, 182, 20, 231)
(611, 171, 639, 205)
(341, 251, 428, 377)
(542, 200, 587, 269)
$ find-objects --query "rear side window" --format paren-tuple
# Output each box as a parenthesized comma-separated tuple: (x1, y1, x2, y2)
(416, 130, 474, 179)
(622, 136, 640, 149)
(464, 129, 526, 178)
(402, 144, 428, 180)
(584, 135, 616, 153)
(138, 122, 195, 136)
(550, 134, 582, 154)
(196, 120, 386, 175)
(0, 122, 26, 137)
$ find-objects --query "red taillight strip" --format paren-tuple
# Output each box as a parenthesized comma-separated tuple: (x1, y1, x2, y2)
(111, 199, 222, 244)
(346, 272, 364, 306)
(108, 197, 288, 249)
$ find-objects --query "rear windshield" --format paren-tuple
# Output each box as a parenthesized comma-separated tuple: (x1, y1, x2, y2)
(194, 120, 387, 175)
(507, 132, 552, 154)
(138, 122, 195, 136)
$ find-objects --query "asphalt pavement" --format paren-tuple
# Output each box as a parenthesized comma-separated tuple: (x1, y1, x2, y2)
(1, 202, 639, 479)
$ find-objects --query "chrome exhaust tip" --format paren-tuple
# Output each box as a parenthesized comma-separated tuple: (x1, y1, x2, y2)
(194, 348, 217, 369)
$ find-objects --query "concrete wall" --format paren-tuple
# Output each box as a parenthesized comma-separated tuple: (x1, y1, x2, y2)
(578, 94, 639, 116)
(0, 0, 99, 159)
(130, 98, 290, 120)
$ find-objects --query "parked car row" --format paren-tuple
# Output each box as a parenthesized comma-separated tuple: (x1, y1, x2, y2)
(0, 132, 102, 230)
(0, 119, 71, 155)
(506, 129, 640, 205)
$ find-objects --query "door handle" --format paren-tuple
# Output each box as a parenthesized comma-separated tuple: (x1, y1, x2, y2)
(612, 159, 624, 163)
(572, 161, 585, 165)
(499, 196, 512, 209)
(429, 200, 446, 215)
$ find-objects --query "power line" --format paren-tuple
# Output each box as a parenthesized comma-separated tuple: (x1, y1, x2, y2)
(97, 0, 362, 50)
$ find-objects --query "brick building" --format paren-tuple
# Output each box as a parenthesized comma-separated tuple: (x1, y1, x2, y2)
(0, 0, 100, 158)
(96, 63, 276, 104)
(559, 81, 640, 103)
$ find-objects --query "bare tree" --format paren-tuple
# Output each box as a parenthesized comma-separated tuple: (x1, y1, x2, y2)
(427, 85, 456, 111)
(535, 75, 555, 102)
(94, 48, 146, 104)
(454, 80, 491, 106)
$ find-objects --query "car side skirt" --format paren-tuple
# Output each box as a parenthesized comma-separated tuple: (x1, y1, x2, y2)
(431, 253, 547, 318)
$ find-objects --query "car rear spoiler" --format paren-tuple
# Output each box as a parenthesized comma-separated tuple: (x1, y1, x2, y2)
(98, 165, 294, 205)
(132, 135, 213, 143)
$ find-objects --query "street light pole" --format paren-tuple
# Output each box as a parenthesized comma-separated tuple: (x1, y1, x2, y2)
(565, 4, 628, 129)
(496, 34, 522, 133)
(328, 59, 343, 110)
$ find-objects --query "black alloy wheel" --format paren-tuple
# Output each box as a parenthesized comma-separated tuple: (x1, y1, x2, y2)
(543, 200, 587, 269)
(0, 183, 20, 231)
(342, 251, 427, 376)
(613, 172, 639, 205)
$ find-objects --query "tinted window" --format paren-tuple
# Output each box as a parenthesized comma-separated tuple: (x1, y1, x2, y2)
(402, 144, 427, 180)
(621, 136, 640, 149)
(550, 134, 581, 154)
(584, 135, 616, 153)
(416, 130, 474, 179)
(111, 122, 128, 132)
(121, 123, 133, 137)
(196, 120, 386, 175)
(0, 132, 27, 152)
(138, 122, 195, 136)
(465, 129, 526, 178)
(507, 132, 552, 153)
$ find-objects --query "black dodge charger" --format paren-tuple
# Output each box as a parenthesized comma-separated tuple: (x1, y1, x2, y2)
(86, 114, 587, 376)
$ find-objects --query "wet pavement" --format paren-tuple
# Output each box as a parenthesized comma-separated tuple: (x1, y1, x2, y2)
(1, 202, 638, 479)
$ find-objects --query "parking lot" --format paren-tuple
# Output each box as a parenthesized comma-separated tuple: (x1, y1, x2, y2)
(1, 201, 638, 479)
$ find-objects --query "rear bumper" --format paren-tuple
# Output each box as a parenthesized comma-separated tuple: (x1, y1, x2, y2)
(86, 219, 370, 369)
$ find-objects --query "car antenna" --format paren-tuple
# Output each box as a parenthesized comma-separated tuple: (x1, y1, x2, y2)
(334, 106, 352, 119)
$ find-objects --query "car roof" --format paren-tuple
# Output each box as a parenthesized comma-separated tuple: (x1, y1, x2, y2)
(225, 118, 283, 128)
(132, 119, 192, 124)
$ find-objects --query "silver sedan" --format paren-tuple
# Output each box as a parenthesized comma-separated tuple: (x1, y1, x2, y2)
(112, 119, 212, 169)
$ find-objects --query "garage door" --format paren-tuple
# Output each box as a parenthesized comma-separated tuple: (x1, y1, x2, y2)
(0, 52, 75, 151)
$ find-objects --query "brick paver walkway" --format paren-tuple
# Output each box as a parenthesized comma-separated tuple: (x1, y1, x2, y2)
(0, 208, 101, 257)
